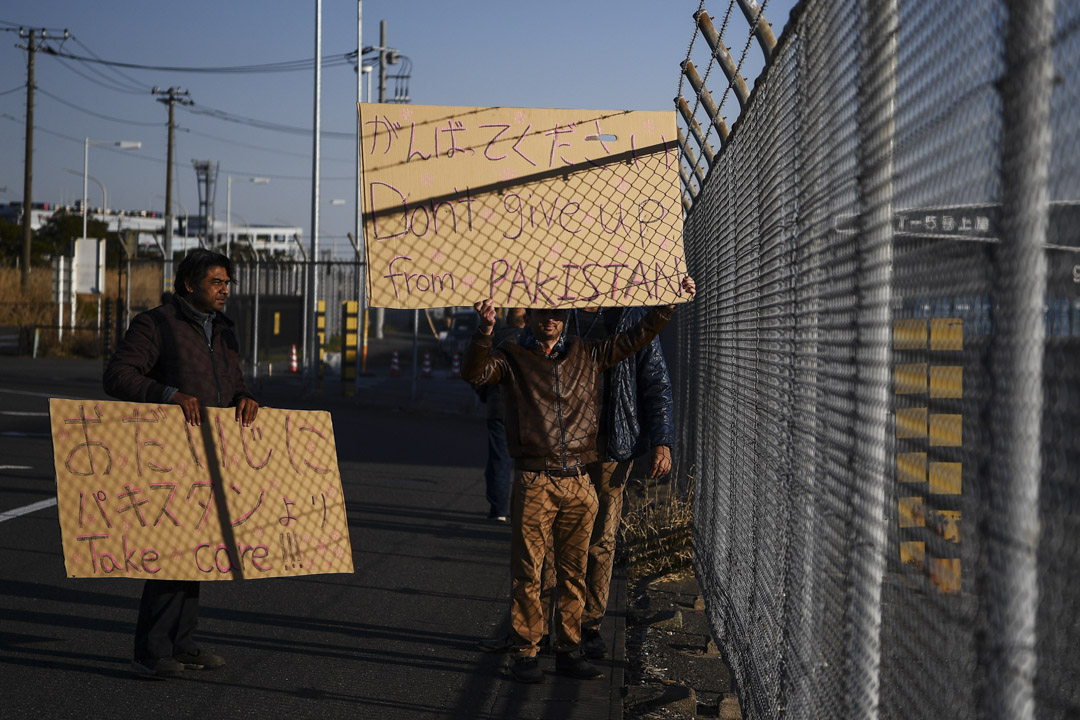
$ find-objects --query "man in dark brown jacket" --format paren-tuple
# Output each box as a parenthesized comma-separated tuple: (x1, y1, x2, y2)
(462, 276, 694, 683)
(104, 248, 258, 679)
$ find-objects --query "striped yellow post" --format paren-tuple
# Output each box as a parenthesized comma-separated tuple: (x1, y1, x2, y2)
(893, 317, 964, 594)
(341, 301, 358, 397)
(316, 300, 326, 393)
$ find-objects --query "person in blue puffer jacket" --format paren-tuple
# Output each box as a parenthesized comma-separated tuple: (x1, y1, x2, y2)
(540, 305, 674, 660)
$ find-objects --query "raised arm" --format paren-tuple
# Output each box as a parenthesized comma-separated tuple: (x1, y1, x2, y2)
(461, 298, 508, 386)
(593, 275, 696, 370)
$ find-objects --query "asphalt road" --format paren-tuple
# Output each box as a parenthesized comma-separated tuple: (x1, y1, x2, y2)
(0, 357, 624, 720)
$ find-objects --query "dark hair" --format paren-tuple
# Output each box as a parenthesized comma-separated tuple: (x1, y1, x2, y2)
(174, 249, 233, 296)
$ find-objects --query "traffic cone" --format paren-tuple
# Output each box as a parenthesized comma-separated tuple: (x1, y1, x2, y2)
(289, 344, 298, 373)
(421, 351, 433, 379)
(450, 352, 461, 378)
(389, 349, 401, 378)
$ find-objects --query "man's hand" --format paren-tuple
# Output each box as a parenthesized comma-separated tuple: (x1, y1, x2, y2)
(474, 299, 496, 335)
(649, 445, 672, 479)
(681, 275, 696, 299)
(235, 397, 259, 427)
(172, 391, 201, 426)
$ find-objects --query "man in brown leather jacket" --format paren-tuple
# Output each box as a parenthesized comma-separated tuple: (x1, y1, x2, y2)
(462, 276, 695, 683)
(104, 248, 258, 679)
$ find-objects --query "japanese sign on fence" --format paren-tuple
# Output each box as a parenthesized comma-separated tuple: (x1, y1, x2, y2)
(358, 103, 688, 309)
(49, 399, 353, 581)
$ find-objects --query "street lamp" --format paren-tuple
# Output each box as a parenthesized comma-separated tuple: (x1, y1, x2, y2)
(226, 176, 269, 257)
(83, 138, 140, 245)
(65, 168, 106, 217)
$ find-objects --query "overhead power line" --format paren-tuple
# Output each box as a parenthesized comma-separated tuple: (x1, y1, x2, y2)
(38, 46, 359, 74)
(182, 103, 354, 139)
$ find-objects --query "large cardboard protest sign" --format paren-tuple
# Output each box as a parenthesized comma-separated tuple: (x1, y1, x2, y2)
(359, 103, 687, 309)
(50, 399, 353, 581)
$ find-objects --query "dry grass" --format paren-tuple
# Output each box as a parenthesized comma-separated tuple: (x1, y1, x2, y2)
(0, 264, 164, 357)
(620, 470, 696, 581)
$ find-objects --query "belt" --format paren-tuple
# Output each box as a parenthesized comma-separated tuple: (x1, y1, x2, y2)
(544, 466, 585, 478)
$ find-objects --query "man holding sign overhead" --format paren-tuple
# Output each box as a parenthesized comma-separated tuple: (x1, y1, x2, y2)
(462, 275, 694, 683)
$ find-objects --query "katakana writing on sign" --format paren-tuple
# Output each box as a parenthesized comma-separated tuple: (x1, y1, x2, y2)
(50, 400, 353, 582)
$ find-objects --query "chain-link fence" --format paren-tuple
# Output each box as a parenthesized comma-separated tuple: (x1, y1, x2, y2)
(672, 1, 1077, 719)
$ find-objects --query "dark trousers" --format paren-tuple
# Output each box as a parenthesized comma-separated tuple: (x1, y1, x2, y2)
(133, 579, 200, 661)
(484, 417, 513, 517)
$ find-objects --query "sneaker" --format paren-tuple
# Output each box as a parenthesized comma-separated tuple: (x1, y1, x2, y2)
(555, 650, 604, 680)
(510, 656, 545, 684)
(131, 657, 184, 679)
(581, 628, 607, 659)
(173, 648, 225, 670)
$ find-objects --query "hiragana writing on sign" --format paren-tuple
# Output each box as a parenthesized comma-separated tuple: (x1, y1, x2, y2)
(50, 400, 353, 582)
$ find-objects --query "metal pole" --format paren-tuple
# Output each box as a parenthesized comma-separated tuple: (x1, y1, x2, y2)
(253, 259, 261, 381)
(355, 0, 369, 390)
(306, 0, 323, 384)
(373, 19, 388, 341)
(82, 137, 89, 246)
(164, 94, 175, 292)
(57, 256, 64, 344)
(848, 0, 897, 717)
(987, 1, 1053, 718)
(125, 254, 132, 329)
(226, 177, 232, 258)
(411, 308, 419, 401)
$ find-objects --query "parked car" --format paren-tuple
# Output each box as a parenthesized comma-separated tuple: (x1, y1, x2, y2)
(438, 310, 479, 359)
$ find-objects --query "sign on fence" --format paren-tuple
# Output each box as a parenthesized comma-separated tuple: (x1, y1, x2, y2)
(49, 399, 353, 581)
(358, 103, 688, 309)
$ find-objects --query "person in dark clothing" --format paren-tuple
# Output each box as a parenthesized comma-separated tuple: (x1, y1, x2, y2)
(481, 307, 526, 521)
(462, 276, 695, 684)
(103, 248, 258, 679)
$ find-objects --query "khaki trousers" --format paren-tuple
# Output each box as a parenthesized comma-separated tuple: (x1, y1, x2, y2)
(540, 459, 632, 635)
(510, 469, 598, 657)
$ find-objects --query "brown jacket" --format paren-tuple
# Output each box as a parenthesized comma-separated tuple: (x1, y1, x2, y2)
(462, 306, 674, 473)
(103, 295, 253, 408)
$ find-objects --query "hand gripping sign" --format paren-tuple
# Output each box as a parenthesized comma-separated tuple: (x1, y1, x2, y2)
(49, 399, 353, 581)
(359, 103, 689, 309)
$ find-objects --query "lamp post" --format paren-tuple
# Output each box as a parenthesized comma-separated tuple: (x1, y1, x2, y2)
(80, 139, 139, 338)
(83, 138, 140, 246)
(65, 168, 106, 217)
(226, 176, 269, 257)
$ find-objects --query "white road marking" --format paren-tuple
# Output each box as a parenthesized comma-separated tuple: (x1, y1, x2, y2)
(0, 411, 49, 416)
(0, 465, 33, 471)
(0, 497, 57, 524)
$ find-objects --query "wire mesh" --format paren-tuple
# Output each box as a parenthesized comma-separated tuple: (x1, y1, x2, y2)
(673, 1, 1079, 719)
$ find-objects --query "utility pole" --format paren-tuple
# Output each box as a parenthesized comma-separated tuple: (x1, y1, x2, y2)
(17, 29, 39, 292)
(154, 87, 192, 290)
(15, 27, 68, 290)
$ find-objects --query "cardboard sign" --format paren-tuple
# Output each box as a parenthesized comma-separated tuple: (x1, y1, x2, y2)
(359, 103, 688, 309)
(49, 399, 353, 581)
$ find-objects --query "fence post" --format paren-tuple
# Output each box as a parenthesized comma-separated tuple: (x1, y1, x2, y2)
(850, 0, 898, 717)
(986, 1, 1054, 718)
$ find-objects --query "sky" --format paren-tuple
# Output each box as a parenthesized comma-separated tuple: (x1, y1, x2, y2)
(0, 1, 796, 258)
